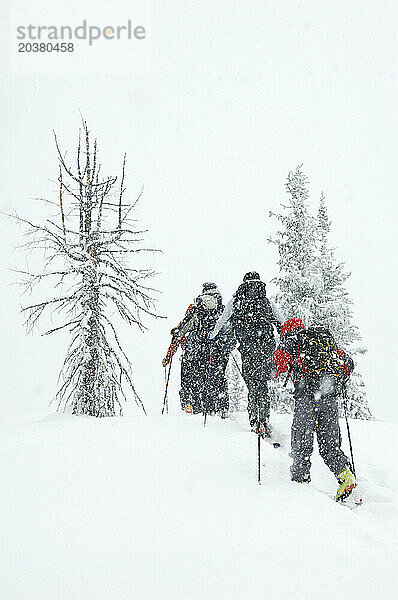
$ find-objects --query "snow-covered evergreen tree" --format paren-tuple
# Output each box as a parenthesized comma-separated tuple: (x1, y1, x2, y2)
(269, 165, 321, 325)
(12, 120, 161, 417)
(268, 167, 371, 419)
(226, 352, 247, 412)
(313, 193, 372, 419)
(312, 192, 361, 346)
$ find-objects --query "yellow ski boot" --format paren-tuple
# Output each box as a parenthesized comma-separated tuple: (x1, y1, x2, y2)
(336, 467, 357, 502)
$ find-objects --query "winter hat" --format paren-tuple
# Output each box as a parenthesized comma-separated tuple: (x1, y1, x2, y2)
(280, 318, 305, 338)
(243, 271, 260, 282)
(202, 282, 217, 292)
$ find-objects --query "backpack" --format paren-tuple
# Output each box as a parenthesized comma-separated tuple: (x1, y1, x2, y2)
(232, 280, 275, 344)
(196, 292, 223, 336)
(295, 327, 349, 393)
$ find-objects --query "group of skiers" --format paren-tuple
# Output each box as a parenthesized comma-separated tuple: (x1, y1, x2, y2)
(162, 271, 358, 502)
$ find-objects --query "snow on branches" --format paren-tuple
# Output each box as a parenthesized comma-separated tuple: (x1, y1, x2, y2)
(11, 120, 162, 417)
(269, 165, 320, 326)
(269, 165, 372, 419)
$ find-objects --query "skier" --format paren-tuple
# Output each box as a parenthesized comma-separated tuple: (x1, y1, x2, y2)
(163, 283, 233, 416)
(209, 272, 282, 436)
(272, 317, 357, 501)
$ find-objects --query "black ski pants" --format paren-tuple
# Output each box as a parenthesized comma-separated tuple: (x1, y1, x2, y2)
(179, 336, 207, 413)
(180, 339, 229, 414)
(239, 341, 275, 426)
(179, 349, 199, 410)
(291, 380, 350, 481)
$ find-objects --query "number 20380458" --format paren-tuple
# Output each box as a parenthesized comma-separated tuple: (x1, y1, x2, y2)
(18, 42, 74, 52)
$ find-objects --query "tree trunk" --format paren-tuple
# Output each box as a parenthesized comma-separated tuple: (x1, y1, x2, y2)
(73, 244, 115, 417)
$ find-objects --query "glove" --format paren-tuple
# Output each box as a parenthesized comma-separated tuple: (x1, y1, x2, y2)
(206, 331, 214, 343)
(338, 348, 354, 377)
(272, 349, 293, 379)
(162, 357, 168, 367)
(170, 327, 178, 337)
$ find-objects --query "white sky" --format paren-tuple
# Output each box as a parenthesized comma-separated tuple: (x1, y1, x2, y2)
(1, 0, 397, 421)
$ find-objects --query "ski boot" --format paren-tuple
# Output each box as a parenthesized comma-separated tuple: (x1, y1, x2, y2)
(336, 467, 357, 502)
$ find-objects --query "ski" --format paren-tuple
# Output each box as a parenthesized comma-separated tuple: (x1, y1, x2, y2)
(335, 497, 363, 510)
(312, 482, 363, 509)
(342, 498, 363, 509)
(336, 489, 363, 510)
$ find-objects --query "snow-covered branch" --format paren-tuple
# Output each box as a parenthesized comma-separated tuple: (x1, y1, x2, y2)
(10, 120, 162, 417)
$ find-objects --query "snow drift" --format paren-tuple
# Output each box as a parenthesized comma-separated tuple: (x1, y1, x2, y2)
(1, 411, 397, 599)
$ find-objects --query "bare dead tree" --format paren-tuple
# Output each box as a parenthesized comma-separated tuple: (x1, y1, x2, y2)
(9, 120, 162, 417)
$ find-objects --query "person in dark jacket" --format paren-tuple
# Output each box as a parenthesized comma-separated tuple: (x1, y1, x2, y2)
(163, 283, 233, 416)
(210, 272, 281, 435)
(272, 317, 357, 501)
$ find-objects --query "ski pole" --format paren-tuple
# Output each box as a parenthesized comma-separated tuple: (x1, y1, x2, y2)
(161, 355, 173, 415)
(342, 385, 356, 477)
(208, 342, 213, 377)
(203, 342, 213, 427)
(283, 364, 293, 387)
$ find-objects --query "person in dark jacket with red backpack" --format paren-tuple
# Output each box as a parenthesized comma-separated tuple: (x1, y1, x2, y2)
(272, 318, 357, 502)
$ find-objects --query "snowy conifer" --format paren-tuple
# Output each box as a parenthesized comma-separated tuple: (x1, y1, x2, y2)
(269, 165, 321, 325)
(12, 120, 161, 417)
(268, 168, 371, 419)
(313, 193, 372, 419)
(312, 192, 361, 346)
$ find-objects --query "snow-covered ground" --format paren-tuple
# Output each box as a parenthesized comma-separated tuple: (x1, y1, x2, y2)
(1, 410, 397, 600)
